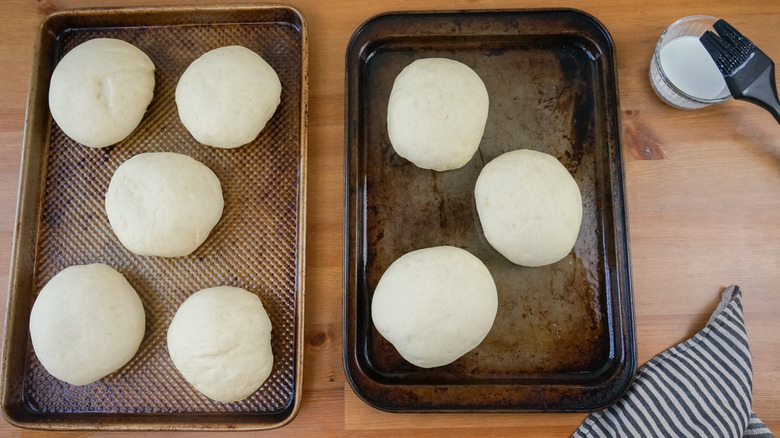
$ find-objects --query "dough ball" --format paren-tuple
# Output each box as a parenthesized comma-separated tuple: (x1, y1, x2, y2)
(167, 286, 274, 403)
(387, 58, 489, 171)
(48, 38, 155, 148)
(475, 149, 583, 267)
(371, 246, 498, 368)
(175, 45, 282, 149)
(105, 152, 224, 257)
(29, 264, 146, 386)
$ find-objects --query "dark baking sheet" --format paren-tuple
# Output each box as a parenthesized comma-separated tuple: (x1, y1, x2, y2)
(1, 5, 307, 430)
(344, 9, 635, 412)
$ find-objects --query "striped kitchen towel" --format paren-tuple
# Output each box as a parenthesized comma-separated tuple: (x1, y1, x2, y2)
(573, 285, 774, 438)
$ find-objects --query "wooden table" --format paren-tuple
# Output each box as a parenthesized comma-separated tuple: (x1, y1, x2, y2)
(1, 0, 778, 436)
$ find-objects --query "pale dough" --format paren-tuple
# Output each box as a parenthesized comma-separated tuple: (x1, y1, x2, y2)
(175, 45, 282, 149)
(475, 149, 583, 267)
(371, 246, 498, 368)
(387, 58, 489, 171)
(105, 152, 224, 257)
(166, 286, 274, 403)
(48, 38, 155, 148)
(29, 264, 146, 386)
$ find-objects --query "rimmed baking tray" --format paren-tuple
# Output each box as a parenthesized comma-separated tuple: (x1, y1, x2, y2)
(1, 4, 307, 430)
(344, 9, 635, 412)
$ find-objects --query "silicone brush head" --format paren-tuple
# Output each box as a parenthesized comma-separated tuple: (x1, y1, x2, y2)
(700, 19, 756, 76)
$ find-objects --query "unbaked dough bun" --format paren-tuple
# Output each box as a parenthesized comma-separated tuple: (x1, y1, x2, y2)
(29, 264, 146, 386)
(105, 152, 223, 257)
(167, 286, 274, 403)
(175, 45, 282, 149)
(475, 149, 583, 267)
(387, 58, 489, 171)
(48, 38, 155, 148)
(371, 246, 498, 368)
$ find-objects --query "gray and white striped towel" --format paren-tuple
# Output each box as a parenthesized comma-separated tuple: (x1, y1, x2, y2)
(573, 285, 774, 438)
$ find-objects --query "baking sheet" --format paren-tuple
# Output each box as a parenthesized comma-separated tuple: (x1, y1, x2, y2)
(344, 9, 635, 412)
(1, 5, 307, 430)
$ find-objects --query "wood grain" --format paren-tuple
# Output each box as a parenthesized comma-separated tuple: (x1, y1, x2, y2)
(0, 0, 778, 436)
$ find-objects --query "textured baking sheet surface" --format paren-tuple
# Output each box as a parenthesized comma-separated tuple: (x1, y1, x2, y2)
(344, 9, 634, 412)
(3, 5, 306, 430)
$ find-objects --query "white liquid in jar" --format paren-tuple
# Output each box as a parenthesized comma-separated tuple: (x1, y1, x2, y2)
(659, 35, 728, 99)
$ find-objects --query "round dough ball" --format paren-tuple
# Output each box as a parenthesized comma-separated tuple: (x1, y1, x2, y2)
(371, 246, 498, 368)
(48, 38, 155, 148)
(29, 264, 146, 386)
(105, 152, 224, 257)
(475, 149, 583, 267)
(167, 286, 274, 403)
(387, 58, 489, 171)
(175, 45, 282, 149)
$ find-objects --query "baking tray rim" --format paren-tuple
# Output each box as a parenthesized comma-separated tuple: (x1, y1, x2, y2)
(1, 3, 309, 431)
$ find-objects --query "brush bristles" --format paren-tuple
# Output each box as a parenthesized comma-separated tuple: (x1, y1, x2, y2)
(699, 19, 756, 75)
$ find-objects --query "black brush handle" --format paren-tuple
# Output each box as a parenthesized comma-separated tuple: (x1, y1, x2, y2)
(727, 60, 780, 124)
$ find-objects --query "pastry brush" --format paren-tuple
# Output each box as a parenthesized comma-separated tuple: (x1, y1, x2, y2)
(700, 19, 780, 123)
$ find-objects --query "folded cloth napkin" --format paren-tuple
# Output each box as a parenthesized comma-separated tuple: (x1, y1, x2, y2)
(573, 285, 774, 438)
